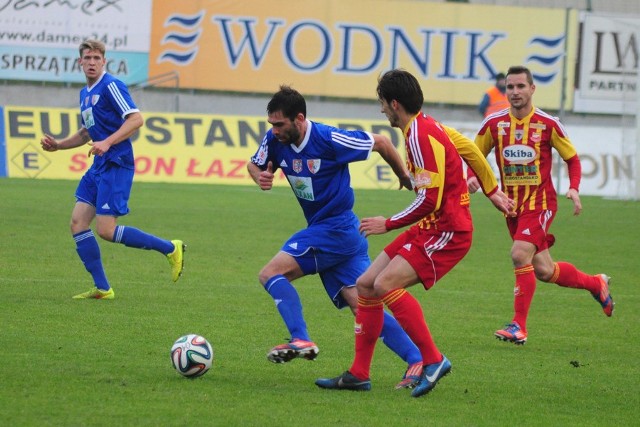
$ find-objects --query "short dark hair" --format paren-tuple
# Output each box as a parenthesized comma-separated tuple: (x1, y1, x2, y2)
(79, 39, 106, 58)
(267, 85, 306, 121)
(495, 72, 506, 81)
(506, 66, 534, 85)
(376, 69, 423, 115)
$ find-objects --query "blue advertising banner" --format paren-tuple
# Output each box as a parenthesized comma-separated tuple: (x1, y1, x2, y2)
(0, 45, 149, 85)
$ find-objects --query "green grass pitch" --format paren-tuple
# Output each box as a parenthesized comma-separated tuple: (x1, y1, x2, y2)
(0, 178, 638, 426)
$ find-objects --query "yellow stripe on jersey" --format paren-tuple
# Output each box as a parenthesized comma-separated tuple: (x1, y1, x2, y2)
(443, 125, 498, 195)
(427, 134, 446, 213)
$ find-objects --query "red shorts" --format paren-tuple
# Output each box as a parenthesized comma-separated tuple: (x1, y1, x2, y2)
(384, 226, 472, 289)
(506, 210, 556, 253)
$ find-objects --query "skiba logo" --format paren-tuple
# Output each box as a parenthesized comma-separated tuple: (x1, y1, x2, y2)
(502, 145, 536, 165)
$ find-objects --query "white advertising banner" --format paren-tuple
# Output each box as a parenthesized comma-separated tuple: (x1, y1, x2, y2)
(0, 0, 152, 84)
(574, 12, 640, 114)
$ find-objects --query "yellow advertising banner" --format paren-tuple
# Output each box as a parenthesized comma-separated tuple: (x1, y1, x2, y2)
(5, 106, 406, 189)
(149, 0, 576, 109)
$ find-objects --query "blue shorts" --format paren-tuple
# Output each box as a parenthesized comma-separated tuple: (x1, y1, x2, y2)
(75, 163, 134, 216)
(281, 213, 370, 309)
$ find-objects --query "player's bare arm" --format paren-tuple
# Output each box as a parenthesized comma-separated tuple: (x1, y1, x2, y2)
(89, 112, 143, 157)
(359, 216, 388, 237)
(371, 134, 412, 190)
(40, 127, 91, 152)
(467, 176, 481, 193)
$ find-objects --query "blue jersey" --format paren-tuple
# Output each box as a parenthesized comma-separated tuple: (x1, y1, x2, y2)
(79, 72, 139, 171)
(250, 120, 374, 225)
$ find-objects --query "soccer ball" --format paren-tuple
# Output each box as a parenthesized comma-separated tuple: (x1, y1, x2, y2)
(170, 334, 213, 378)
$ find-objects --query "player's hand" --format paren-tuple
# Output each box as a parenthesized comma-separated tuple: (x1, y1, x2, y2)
(398, 174, 413, 191)
(359, 216, 388, 237)
(40, 134, 59, 152)
(467, 176, 481, 193)
(566, 188, 582, 216)
(88, 140, 111, 157)
(258, 161, 274, 190)
(489, 190, 516, 217)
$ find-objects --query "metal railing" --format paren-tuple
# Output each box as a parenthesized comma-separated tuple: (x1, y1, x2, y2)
(130, 71, 180, 112)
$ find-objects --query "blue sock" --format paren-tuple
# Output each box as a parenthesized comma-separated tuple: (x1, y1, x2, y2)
(74, 230, 110, 291)
(380, 311, 422, 365)
(113, 225, 174, 254)
(265, 275, 310, 341)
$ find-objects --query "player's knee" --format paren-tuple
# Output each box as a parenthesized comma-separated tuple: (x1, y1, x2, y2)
(258, 265, 279, 287)
(69, 217, 88, 234)
(355, 275, 375, 297)
(510, 248, 531, 267)
(95, 228, 114, 242)
(534, 265, 554, 282)
(258, 270, 270, 287)
(93, 222, 115, 241)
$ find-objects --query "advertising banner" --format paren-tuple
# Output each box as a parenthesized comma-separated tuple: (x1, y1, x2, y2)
(3, 106, 406, 190)
(574, 13, 640, 114)
(149, 0, 575, 109)
(3, 106, 634, 197)
(0, 0, 152, 84)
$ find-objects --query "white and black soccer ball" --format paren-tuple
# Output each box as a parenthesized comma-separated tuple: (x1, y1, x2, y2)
(170, 334, 213, 378)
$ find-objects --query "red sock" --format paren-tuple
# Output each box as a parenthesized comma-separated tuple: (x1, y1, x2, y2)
(383, 288, 441, 366)
(513, 265, 536, 332)
(349, 296, 383, 380)
(550, 262, 600, 294)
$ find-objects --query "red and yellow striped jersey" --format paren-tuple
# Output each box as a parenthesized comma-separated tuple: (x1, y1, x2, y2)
(385, 113, 473, 232)
(475, 106, 578, 213)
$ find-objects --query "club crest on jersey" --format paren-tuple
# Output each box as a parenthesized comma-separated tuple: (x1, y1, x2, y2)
(293, 159, 302, 173)
(531, 132, 541, 143)
(307, 159, 321, 174)
(91, 95, 100, 105)
(514, 129, 524, 141)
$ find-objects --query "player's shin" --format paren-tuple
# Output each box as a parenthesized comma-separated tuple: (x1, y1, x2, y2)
(265, 275, 310, 340)
(349, 296, 384, 380)
(380, 311, 421, 365)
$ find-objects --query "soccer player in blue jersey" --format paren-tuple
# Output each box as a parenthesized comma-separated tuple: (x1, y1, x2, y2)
(247, 85, 425, 388)
(40, 39, 185, 299)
